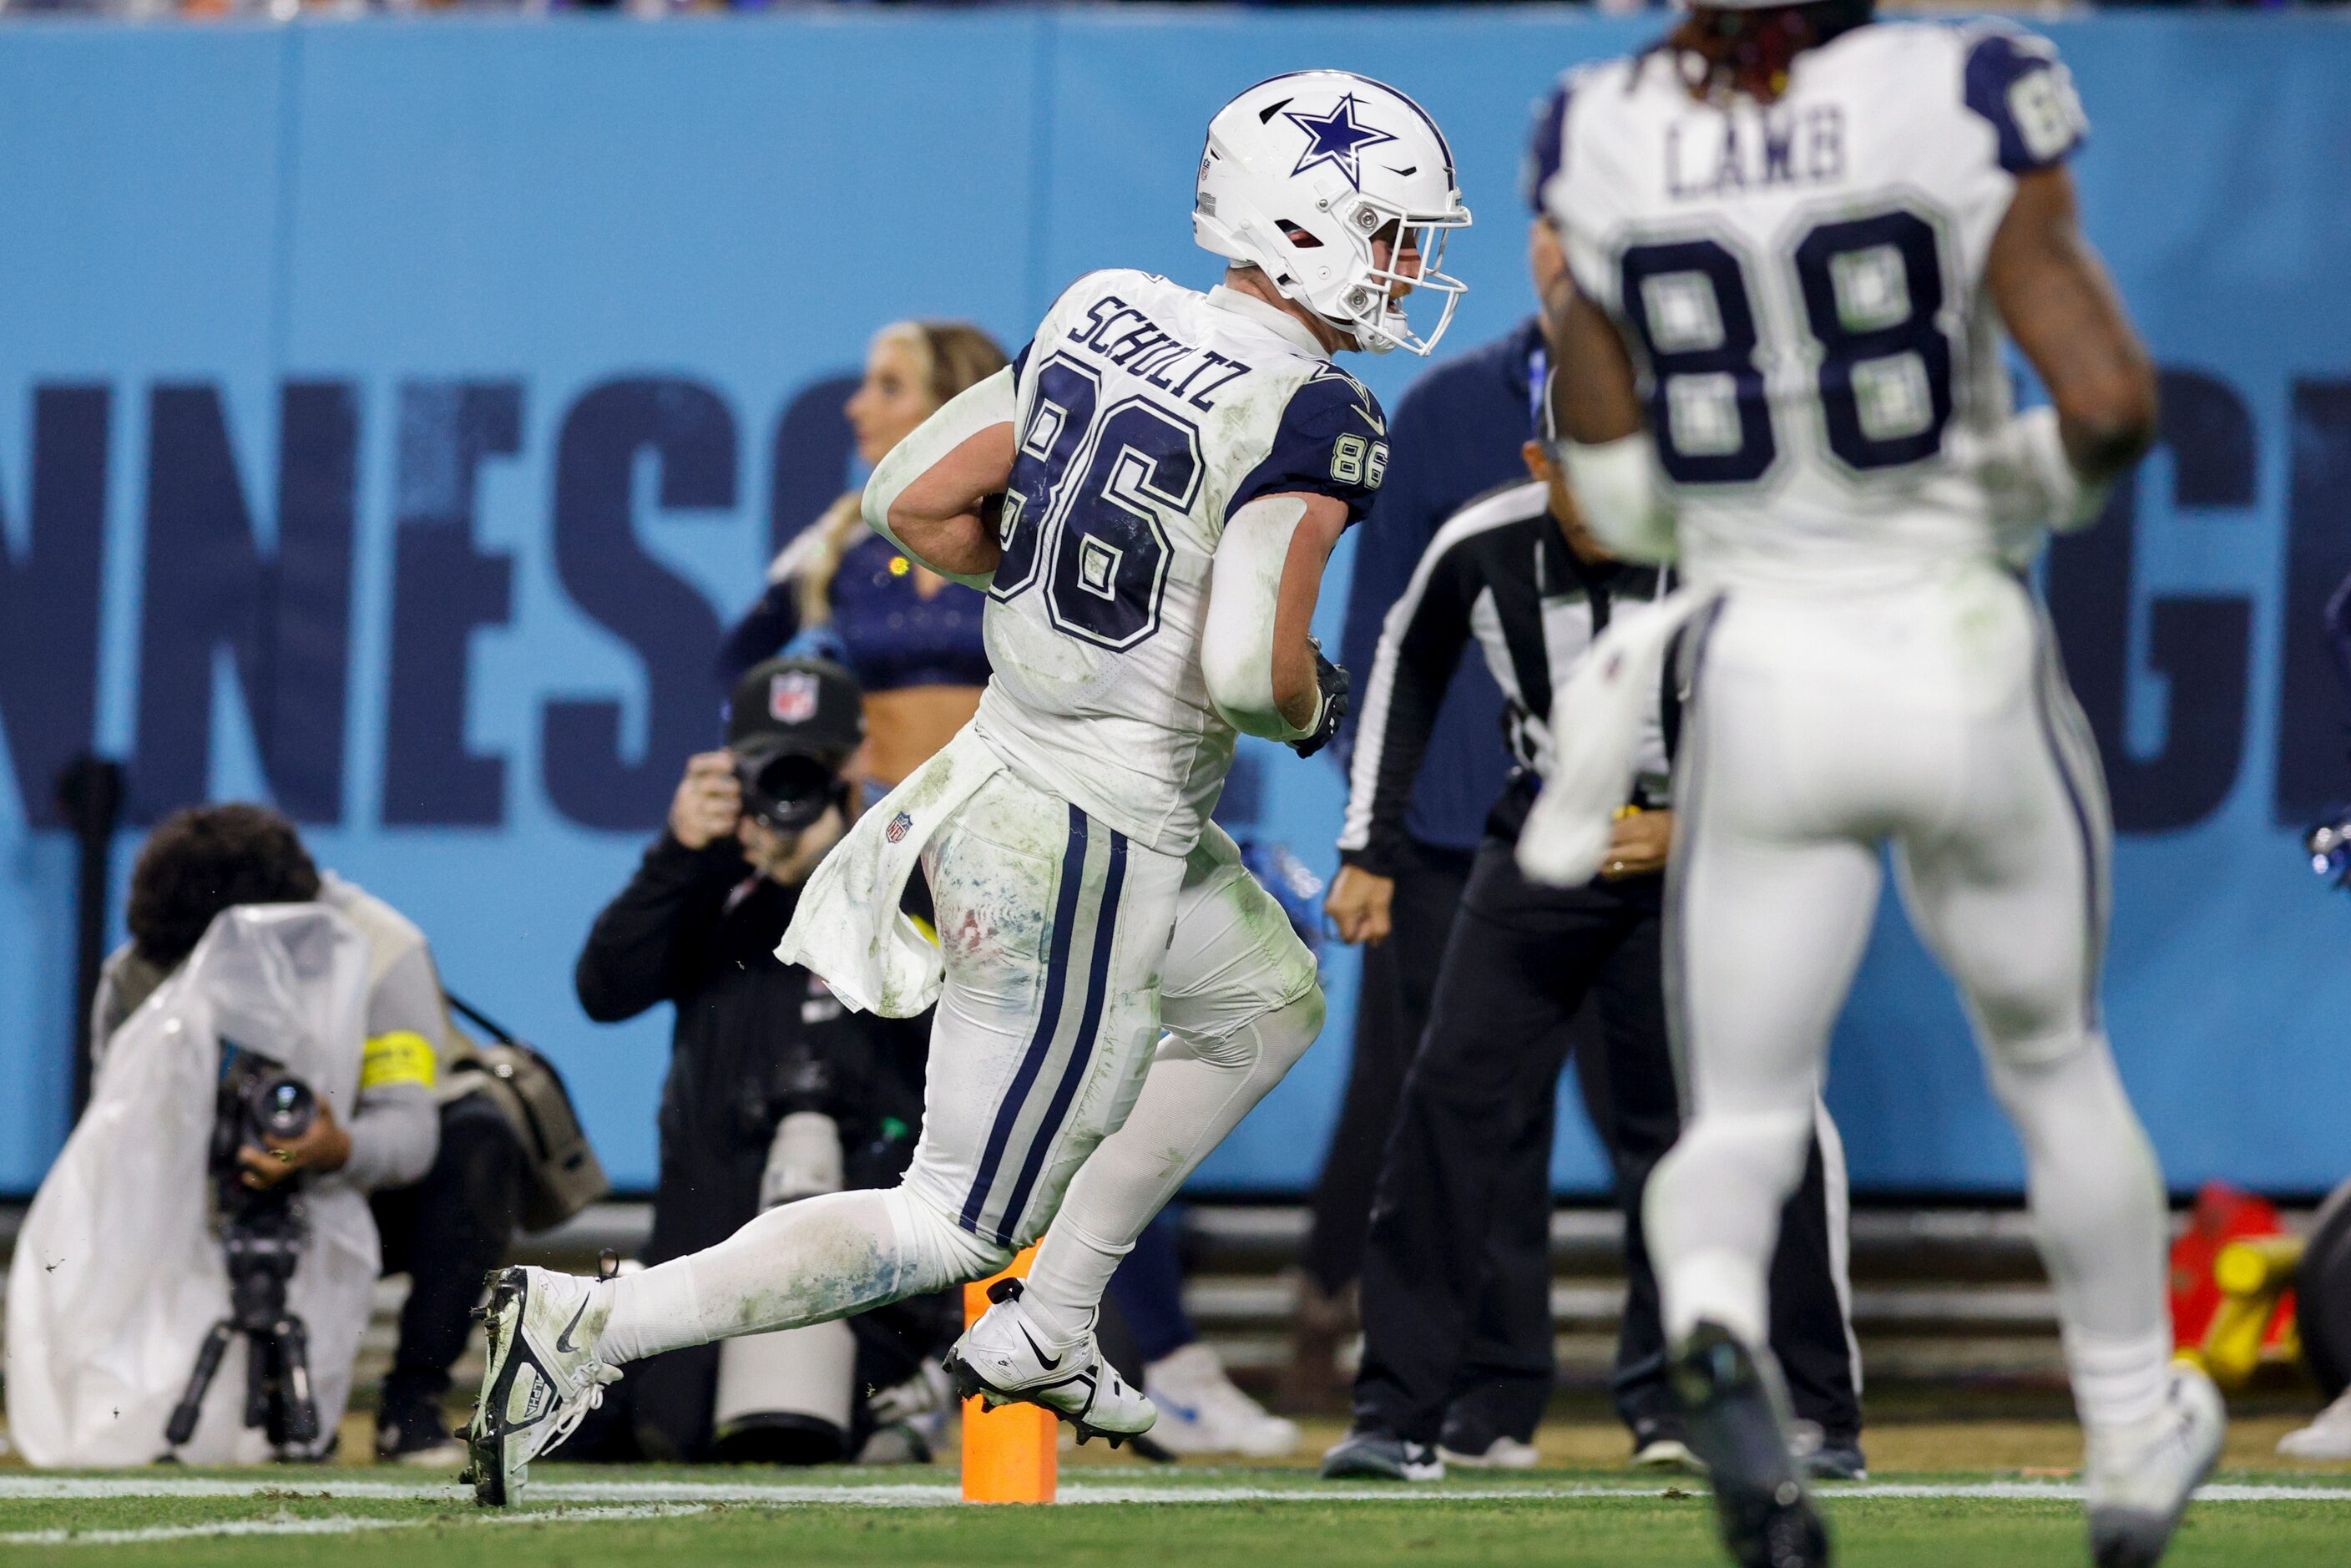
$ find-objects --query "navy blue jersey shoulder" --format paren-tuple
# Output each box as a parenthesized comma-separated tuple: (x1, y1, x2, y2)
(1230, 367, 1392, 526)
(1009, 337, 1034, 389)
(1521, 76, 1571, 213)
(1963, 26, 2087, 175)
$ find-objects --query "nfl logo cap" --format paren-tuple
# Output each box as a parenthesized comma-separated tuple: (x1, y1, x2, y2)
(726, 656, 865, 829)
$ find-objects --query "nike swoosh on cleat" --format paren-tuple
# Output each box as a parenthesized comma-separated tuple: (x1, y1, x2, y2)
(554, 1294, 592, 1354)
(1015, 1323, 1064, 1371)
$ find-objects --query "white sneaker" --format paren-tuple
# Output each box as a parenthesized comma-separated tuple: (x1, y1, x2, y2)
(464, 1267, 622, 1507)
(945, 1279, 1156, 1447)
(2278, 1386, 2351, 1461)
(1440, 1434, 1540, 1469)
(1142, 1343, 1301, 1458)
(2084, 1364, 2226, 1568)
(1630, 1436, 1704, 1474)
(857, 1362, 954, 1465)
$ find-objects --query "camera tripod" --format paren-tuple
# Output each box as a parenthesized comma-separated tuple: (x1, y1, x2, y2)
(164, 1208, 321, 1456)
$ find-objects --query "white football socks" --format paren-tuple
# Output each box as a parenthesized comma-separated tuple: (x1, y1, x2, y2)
(1647, 1021, 2170, 1438)
(591, 994, 1327, 1368)
(1019, 995, 1322, 1347)
(594, 1186, 1009, 1366)
(1644, 1101, 1815, 1348)
(1985, 1032, 2172, 1431)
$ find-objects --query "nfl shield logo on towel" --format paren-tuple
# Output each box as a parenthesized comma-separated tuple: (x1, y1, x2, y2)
(770, 670, 819, 724)
(887, 811, 913, 843)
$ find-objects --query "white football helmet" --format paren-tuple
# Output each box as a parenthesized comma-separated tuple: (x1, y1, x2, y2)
(1194, 71, 1471, 357)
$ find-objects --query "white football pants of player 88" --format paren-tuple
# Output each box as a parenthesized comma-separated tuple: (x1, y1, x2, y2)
(1643, 564, 2175, 1429)
(594, 765, 1320, 1366)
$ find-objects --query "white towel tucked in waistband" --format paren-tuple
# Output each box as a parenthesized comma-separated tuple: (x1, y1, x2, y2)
(776, 726, 1004, 1017)
(1517, 586, 1718, 888)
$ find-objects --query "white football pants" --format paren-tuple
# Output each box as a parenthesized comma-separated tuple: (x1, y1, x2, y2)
(1643, 566, 2174, 1432)
(597, 763, 1322, 1364)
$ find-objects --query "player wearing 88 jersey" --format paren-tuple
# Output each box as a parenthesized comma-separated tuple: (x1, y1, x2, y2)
(464, 70, 1468, 1505)
(1532, 18, 2100, 584)
(1529, 8, 2217, 1568)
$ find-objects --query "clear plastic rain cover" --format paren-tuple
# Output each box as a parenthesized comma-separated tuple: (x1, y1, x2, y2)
(7, 903, 382, 1464)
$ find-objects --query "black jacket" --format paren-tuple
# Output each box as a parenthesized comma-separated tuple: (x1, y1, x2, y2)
(1333, 319, 1547, 851)
(1337, 478, 1675, 878)
(575, 832, 927, 1191)
(568, 830, 939, 1463)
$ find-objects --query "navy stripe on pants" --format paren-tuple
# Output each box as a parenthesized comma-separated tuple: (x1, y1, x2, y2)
(998, 823, 1128, 1246)
(961, 805, 1092, 1236)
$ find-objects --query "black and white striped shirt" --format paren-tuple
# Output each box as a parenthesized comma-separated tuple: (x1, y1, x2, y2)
(1337, 478, 1674, 876)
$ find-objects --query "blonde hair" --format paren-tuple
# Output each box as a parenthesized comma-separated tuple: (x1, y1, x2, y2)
(794, 320, 1009, 625)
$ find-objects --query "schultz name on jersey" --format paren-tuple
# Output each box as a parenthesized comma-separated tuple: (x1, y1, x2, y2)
(1525, 22, 2090, 589)
(975, 268, 1390, 855)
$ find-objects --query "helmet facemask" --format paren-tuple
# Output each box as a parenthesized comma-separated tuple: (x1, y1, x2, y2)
(1317, 195, 1470, 357)
(1193, 71, 1474, 359)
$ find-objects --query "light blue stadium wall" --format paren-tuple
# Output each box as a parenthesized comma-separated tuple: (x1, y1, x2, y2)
(2, 9, 2347, 1197)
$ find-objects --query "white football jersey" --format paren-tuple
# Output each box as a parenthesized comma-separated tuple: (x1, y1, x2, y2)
(974, 269, 1389, 855)
(1529, 22, 2090, 589)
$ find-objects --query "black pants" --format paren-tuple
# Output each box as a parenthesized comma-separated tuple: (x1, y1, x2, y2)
(372, 1091, 526, 1419)
(1302, 837, 1477, 1297)
(1353, 837, 1862, 1447)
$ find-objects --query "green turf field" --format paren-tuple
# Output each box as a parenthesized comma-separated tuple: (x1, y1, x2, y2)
(3, 1465, 2348, 1566)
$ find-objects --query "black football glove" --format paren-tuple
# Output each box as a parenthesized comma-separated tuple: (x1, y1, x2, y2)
(1288, 638, 1349, 759)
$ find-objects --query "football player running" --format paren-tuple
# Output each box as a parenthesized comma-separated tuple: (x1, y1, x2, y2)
(467, 70, 1469, 1505)
(1528, 6, 2214, 1567)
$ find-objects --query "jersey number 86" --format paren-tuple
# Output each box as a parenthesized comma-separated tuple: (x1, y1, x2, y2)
(993, 353, 1202, 650)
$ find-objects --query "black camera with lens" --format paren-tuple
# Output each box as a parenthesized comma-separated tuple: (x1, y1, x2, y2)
(736, 1034, 840, 1143)
(216, 1055, 319, 1185)
(164, 1041, 323, 1456)
(725, 656, 866, 834)
(734, 747, 851, 835)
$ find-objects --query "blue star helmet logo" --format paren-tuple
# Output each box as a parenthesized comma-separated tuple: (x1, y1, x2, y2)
(1283, 94, 1399, 192)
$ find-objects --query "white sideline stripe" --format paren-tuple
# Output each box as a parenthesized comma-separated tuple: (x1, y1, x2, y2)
(0, 1476, 2346, 1507)
(0, 1503, 708, 1545)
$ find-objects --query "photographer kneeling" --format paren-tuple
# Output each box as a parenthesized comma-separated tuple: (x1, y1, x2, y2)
(92, 805, 533, 1466)
(564, 657, 941, 1464)
(92, 807, 440, 1202)
(10, 804, 442, 1464)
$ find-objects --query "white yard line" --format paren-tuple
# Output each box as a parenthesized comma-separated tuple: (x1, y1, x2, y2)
(0, 1475, 2343, 1510)
(0, 1503, 709, 1546)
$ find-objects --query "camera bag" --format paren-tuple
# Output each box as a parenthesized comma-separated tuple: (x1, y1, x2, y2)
(442, 991, 610, 1232)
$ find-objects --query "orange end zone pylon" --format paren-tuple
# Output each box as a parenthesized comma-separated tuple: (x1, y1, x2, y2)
(960, 1246, 1056, 1504)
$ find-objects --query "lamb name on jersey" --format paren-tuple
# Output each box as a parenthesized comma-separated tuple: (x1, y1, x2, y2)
(974, 267, 1388, 854)
(1526, 23, 2089, 589)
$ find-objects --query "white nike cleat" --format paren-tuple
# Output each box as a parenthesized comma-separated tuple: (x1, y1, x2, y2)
(2084, 1363, 2226, 1568)
(944, 1279, 1155, 1447)
(464, 1266, 622, 1507)
(1143, 1343, 1300, 1457)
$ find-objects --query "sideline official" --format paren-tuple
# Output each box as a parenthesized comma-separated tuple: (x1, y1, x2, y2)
(1322, 383, 1865, 1482)
(1291, 227, 1561, 1409)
